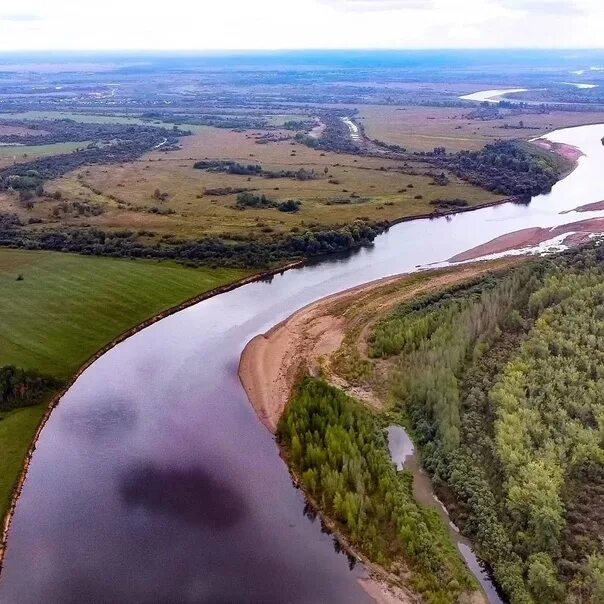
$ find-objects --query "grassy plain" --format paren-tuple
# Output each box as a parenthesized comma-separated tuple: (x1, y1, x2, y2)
(0, 248, 249, 519)
(29, 126, 501, 239)
(0, 141, 89, 158)
(358, 105, 604, 151)
(0, 248, 249, 376)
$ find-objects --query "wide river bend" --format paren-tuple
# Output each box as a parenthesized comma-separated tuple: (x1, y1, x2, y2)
(1, 123, 604, 603)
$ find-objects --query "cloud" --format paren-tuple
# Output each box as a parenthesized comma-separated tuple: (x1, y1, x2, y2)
(0, 12, 41, 22)
(319, 0, 434, 11)
(496, 0, 584, 15)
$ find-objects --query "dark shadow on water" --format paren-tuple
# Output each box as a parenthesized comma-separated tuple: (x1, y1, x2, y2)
(120, 463, 248, 530)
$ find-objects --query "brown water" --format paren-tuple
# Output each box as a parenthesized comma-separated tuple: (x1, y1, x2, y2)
(1, 123, 604, 603)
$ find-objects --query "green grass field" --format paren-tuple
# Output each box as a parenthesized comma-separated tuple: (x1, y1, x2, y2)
(0, 404, 48, 518)
(0, 111, 205, 133)
(0, 141, 89, 158)
(0, 248, 250, 519)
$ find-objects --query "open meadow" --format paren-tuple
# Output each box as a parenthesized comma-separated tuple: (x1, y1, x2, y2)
(358, 104, 604, 151)
(13, 126, 503, 240)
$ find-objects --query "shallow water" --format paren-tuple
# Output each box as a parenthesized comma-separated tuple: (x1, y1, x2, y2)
(1, 122, 604, 603)
(386, 425, 414, 470)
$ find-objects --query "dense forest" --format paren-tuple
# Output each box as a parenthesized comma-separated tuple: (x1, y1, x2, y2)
(278, 377, 477, 603)
(441, 140, 566, 196)
(367, 244, 604, 603)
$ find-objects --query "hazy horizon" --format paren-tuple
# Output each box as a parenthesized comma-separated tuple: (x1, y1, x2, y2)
(0, 0, 603, 52)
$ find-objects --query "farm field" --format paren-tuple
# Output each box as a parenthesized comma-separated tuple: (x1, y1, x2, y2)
(0, 141, 88, 158)
(0, 248, 249, 376)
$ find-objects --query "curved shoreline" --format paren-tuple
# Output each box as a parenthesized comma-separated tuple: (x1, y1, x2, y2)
(239, 258, 522, 603)
(0, 131, 581, 576)
(0, 259, 304, 569)
(0, 174, 564, 569)
(450, 216, 604, 262)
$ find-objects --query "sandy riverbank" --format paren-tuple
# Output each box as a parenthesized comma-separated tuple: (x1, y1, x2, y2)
(239, 259, 519, 604)
(532, 139, 584, 164)
(449, 216, 604, 262)
(564, 199, 604, 213)
(239, 258, 522, 433)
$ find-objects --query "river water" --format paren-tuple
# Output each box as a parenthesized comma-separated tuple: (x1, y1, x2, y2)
(1, 123, 604, 603)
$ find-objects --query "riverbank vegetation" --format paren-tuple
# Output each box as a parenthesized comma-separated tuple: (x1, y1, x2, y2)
(0, 248, 249, 521)
(0, 109, 574, 268)
(441, 140, 567, 196)
(278, 377, 478, 603)
(321, 243, 604, 603)
(1, 55, 592, 270)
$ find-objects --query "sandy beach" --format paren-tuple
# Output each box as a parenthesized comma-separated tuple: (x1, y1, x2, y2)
(238, 259, 520, 604)
(450, 216, 604, 262)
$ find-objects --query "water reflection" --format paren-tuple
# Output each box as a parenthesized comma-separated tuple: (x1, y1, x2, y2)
(2, 123, 604, 603)
(386, 425, 415, 470)
(120, 463, 248, 530)
(61, 398, 138, 441)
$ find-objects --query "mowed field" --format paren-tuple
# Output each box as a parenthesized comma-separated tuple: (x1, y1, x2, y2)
(0, 141, 88, 158)
(0, 249, 249, 376)
(358, 105, 604, 151)
(31, 126, 501, 239)
(0, 248, 249, 518)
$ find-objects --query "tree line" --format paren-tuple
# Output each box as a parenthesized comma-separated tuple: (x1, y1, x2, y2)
(0, 365, 60, 412)
(0, 212, 383, 268)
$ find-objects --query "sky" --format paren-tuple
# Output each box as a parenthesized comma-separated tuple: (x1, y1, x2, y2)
(0, 0, 602, 51)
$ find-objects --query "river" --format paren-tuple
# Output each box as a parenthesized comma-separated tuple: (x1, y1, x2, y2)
(1, 122, 604, 603)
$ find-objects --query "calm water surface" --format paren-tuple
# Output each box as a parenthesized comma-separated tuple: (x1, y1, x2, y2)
(1, 123, 604, 603)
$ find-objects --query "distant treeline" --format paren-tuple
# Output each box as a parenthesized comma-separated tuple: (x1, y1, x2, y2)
(441, 140, 566, 196)
(0, 118, 183, 146)
(139, 111, 269, 130)
(0, 125, 182, 190)
(193, 160, 319, 181)
(0, 212, 382, 268)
